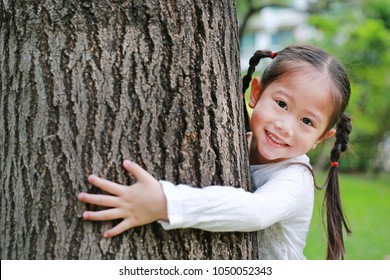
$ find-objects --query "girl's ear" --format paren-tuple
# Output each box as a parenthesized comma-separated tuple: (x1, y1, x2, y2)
(323, 128, 336, 140)
(249, 77, 262, 109)
(312, 128, 336, 149)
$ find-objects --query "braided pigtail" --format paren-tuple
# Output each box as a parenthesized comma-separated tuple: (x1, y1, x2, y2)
(242, 50, 276, 132)
(324, 113, 352, 259)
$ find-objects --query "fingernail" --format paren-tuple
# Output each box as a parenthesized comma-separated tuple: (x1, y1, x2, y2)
(123, 160, 132, 166)
(87, 175, 96, 181)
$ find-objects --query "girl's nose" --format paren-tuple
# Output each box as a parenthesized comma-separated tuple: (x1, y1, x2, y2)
(275, 120, 293, 137)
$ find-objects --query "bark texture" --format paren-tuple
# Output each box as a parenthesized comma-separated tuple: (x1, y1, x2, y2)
(0, 0, 253, 259)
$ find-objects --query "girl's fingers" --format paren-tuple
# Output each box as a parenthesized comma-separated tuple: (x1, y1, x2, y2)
(78, 192, 120, 208)
(103, 220, 133, 238)
(83, 208, 123, 221)
(123, 160, 155, 183)
(80, 161, 159, 238)
(87, 175, 124, 196)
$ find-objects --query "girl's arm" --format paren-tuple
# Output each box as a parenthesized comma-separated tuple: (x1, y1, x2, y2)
(158, 176, 308, 232)
(79, 160, 313, 237)
(77, 160, 168, 238)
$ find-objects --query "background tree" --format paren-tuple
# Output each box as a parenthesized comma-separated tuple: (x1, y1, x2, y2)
(0, 0, 254, 259)
(236, 0, 289, 42)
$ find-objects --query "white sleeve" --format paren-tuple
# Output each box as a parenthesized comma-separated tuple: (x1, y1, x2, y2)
(158, 167, 313, 232)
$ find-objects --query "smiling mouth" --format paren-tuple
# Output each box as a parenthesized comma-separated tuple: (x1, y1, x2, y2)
(266, 131, 289, 146)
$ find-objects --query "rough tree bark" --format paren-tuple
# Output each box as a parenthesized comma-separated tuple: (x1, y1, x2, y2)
(0, 0, 254, 259)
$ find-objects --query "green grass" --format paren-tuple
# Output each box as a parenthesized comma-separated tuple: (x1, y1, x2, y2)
(304, 172, 390, 260)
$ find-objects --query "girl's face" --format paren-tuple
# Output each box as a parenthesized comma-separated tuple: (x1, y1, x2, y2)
(249, 68, 336, 164)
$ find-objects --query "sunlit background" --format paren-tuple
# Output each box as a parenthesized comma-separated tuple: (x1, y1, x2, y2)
(236, 0, 390, 260)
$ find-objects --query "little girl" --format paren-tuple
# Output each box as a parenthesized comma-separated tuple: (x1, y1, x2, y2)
(78, 45, 352, 260)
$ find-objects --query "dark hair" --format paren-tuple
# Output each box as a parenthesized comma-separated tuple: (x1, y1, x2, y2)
(242, 44, 352, 260)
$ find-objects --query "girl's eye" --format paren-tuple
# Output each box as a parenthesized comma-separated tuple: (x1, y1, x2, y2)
(301, 117, 313, 127)
(277, 100, 287, 110)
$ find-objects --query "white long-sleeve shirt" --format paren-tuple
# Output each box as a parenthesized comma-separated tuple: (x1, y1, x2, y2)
(158, 155, 314, 259)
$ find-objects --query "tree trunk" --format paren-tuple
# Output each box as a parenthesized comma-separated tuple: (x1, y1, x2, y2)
(0, 0, 253, 259)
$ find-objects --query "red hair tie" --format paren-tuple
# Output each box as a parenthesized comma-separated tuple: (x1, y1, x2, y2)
(331, 162, 339, 167)
(270, 51, 276, 59)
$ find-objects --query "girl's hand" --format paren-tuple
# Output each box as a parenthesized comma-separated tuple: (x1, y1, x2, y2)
(77, 160, 168, 238)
